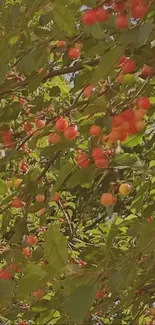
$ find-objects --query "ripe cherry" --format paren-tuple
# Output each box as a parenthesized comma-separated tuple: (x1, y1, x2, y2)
(89, 125, 101, 137)
(96, 290, 104, 299)
(35, 120, 45, 129)
(113, 1, 126, 13)
(95, 8, 109, 22)
(83, 85, 93, 98)
(68, 48, 80, 59)
(76, 153, 90, 168)
(135, 120, 145, 132)
(138, 97, 150, 110)
(141, 65, 153, 77)
(64, 126, 78, 140)
(35, 194, 45, 203)
(55, 117, 68, 132)
(52, 192, 59, 202)
(26, 235, 38, 245)
(22, 247, 31, 257)
(19, 98, 25, 104)
(33, 288, 44, 299)
(91, 147, 105, 160)
(0, 269, 11, 279)
(121, 109, 134, 121)
(82, 9, 96, 25)
(147, 216, 153, 222)
(95, 158, 108, 168)
(116, 73, 124, 83)
(115, 15, 128, 29)
(118, 56, 127, 66)
(100, 193, 115, 206)
(112, 115, 123, 127)
(122, 60, 135, 73)
(131, 4, 148, 19)
(24, 122, 31, 133)
(11, 198, 25, 208)
(133, 109, 146, 121)
(56, 40, 65, 47)
(48, 133, 60, 144)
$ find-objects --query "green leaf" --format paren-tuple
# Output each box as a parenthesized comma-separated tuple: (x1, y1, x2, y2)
(2, 102, 20, 122)
(53, 3, 75, 36)
(18, 263, 46, 296)
(1, 210, 11, 233)
(41, 139, 76, 157)
(137, 20, 153, 48)
(44, 224, 68, 269)
(122, 133, 143, 147)
(108, 262, 137, 296)
(92, 46, 124, 82)
(0, 279, 14, 299)
(0, 179, 8, 195)
(51, 162, 74, 196)
(67, 165, 96, 189)
(64, 284, 98, 323)
(111, 154, 139, 166)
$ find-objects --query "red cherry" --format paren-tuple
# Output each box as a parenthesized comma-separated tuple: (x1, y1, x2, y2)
(131, 4, 148, 19)
(52, 192, 59, 202)
(89, 125, 101, 137)
(18, 321, 26, 325)
(77, 260, 87, 267)
(116, 73, 124, 83)
(64, 126, 78, 140)
(112, 115, 123, 127)
(115, 15, 128, 29)
(113, 1, 126, 14)
(11, 197, 25, 208)
(55, 117, 68, 132)
(76, 153, 90, 168)
(19, 98, 25, 104)
(138, 97, 150, 110)
(24, 122, 31, 133)
(91, 147, 105, 160)
(147, 216, 153, 222)
(48, 133, 60, 144)
(128, 122, 137, 135)
(95, 8, 109, 22)
(33, 289, 44, 299)
(95, 158, 108, 168)
(83, 85, 93, 98)
(118, 56, 127, 66)
(35, 120, 45, 129)
(121, 109, 134, 121)
(122, 60, 135, 73)
(0, 269, 11, 279)
(26, 235, 38, 245)
(96, 290, 104, 299)
(141, 65, 153, 77)
(68, 48, 80, 59)
(22, 247, 31, 257)
(56, 40, 65, 47)
(82, 9, 96, 25)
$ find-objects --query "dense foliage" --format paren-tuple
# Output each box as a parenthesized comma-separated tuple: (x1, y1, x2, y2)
(0, 0, 155, 324)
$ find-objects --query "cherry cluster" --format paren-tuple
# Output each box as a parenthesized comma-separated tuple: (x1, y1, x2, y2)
(82, 0, 153, 30)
